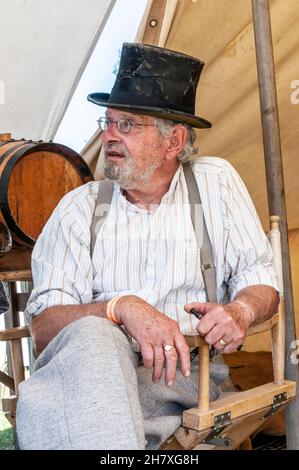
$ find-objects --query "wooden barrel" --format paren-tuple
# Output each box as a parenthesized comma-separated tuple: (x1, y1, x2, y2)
(0, 139, 94, 246)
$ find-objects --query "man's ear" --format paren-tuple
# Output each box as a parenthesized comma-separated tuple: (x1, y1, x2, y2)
(165, 125, 188, 161)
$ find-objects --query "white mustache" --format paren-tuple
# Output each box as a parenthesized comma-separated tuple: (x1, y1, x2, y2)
(103, 144, 131, 159)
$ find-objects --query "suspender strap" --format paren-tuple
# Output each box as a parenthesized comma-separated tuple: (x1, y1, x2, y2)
(183, 164, 217, 303)
(90, 180, 114, 255)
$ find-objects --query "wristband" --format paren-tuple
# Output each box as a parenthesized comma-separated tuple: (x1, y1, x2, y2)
(106, 296, 122, 324)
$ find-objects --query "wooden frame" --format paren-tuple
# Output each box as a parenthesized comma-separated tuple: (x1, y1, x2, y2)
(161, 216, 296, 450)
(0, 325, 30, 427)
(0, 248, 32, 427)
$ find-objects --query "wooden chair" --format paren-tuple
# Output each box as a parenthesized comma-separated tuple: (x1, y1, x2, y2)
(0, 247, 32, 428)
(161, 216, 296, 450)
(0, 217, 296, 449)
(0, 325, 30, 427)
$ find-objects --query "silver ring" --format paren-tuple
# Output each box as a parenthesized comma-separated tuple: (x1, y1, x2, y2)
(163, 344, 174, 352)
(219, 338, 227, 347)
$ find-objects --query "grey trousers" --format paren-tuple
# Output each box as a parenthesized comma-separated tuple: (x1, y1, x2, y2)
(16, 316, 228, 450)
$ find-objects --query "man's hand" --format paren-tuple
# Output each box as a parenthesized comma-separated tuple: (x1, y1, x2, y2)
(115, 296, 190, 386)
(184, 301, 252, 353)
(184, 286, 279, 353)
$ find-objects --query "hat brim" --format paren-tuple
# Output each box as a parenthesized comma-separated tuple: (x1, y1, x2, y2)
(87, 93, 212, 129)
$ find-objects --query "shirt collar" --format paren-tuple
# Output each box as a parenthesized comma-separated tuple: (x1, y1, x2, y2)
(115, 163, 184, 213)
(160, 163, 183, 204)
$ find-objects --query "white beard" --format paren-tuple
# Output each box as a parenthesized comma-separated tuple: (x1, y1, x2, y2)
(100, 145, 161, 190)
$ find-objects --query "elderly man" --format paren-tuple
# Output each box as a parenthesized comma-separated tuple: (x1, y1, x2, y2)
(17, 43, 278, 450)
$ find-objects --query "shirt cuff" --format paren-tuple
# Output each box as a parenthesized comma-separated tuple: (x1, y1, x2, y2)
(228, 264, 279, 301)
(24, 290, 80, 324)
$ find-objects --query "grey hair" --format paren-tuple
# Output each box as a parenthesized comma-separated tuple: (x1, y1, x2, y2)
(154, 118, 198, 163)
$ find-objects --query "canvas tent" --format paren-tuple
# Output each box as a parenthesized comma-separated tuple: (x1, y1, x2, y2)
(0, 0, 116, 140)
(0, 0, 298, 448)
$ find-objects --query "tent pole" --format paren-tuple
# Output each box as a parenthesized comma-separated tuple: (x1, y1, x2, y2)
(251, 0, 299, 450)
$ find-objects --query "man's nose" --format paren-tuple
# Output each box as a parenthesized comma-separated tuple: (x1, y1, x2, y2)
(100, 121, 122, 143)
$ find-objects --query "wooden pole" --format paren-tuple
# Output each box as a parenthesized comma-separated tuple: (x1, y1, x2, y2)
(198, 344, 210, 411)
(251, 0, 299, 450)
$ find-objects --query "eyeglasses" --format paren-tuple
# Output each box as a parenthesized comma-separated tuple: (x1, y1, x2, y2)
(97, 117, 158, 134)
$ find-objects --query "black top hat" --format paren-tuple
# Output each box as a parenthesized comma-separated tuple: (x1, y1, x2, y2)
(87, 43, 211, 129)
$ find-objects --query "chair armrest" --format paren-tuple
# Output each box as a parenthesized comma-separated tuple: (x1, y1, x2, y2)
(184, 333, 206, 348)
(0, 325, 30, 341)
(246, 312, 279, 336)
(184, 312, 279, 345)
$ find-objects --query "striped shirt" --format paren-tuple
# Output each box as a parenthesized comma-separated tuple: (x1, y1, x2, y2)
(25, 157, 278, 334)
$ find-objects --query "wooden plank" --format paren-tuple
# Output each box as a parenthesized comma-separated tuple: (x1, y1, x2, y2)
(160, 435, 185, 450)
(140, 0, 167, 45)
(268, 217, 285, 384)
(11, 339, 25, 393)
(161, 427, 210, 450)
(157, 0, 179, 47)
(0, 326, 30, 341)
(183, 380, 296, 431)
(0, 370, 15, 392)
(161, 403, 289, 450)
(0, 246, 32, 280)
(0, 270, 32, 281)
(2, 396, 17, 413)
(271, 298, 285, 384)
(2, 396, 17, 428)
